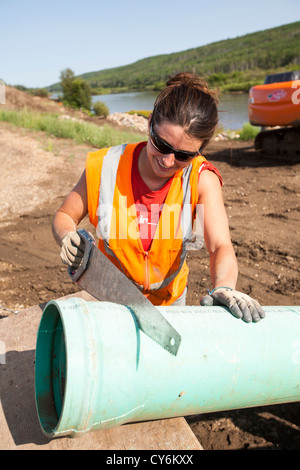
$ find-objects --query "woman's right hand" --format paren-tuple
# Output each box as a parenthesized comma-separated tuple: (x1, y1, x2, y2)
(52, 169, 90, 267)
(60, 231, 86, 268)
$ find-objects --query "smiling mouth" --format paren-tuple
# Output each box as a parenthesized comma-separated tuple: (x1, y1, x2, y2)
(156, 157, 175, 171)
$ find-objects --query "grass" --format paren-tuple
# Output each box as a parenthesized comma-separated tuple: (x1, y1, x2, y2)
(214, 123, 261, 141)
(0, 108, 147, 147)
(238, 123, 261, 141)
(0, 108, 260, 148)
(128, 109, 151, 119)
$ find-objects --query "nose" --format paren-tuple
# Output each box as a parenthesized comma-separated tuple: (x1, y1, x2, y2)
(160, 153, 175, 167)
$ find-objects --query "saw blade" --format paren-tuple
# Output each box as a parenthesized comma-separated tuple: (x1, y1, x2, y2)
(68, 229, 181, 355)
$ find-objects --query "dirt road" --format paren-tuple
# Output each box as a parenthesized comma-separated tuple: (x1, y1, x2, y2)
(0, 116, 299, 449)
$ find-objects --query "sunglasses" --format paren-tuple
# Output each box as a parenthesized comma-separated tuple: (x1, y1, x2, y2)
(150, 122, 202, 162)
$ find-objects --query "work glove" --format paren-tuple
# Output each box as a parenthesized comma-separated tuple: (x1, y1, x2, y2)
(200, 287, 266, 323)
(60, 230, 94, 269)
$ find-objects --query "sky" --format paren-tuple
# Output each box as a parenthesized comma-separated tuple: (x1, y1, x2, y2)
(1, 0, 299, 88)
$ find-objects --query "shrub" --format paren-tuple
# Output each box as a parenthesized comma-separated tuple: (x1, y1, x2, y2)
(32, 88, 49, 98)
(14, 85, 28, 92)
(238, 123, 261, 140)
(60, 68, 92, 110)
(93, 101, 109, 117)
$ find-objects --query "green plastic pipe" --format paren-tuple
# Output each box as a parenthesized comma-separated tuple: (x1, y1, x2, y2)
(34, 298, 300, 438)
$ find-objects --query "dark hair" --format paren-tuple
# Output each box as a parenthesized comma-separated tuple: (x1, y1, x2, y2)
(152, 72, 219, 150)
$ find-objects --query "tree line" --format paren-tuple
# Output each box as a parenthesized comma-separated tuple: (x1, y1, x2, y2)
(76, 21, 300, 94)
(44, 21, 300, 98)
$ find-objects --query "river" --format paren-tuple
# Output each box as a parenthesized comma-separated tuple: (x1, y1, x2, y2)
(92, 91, 250, 131)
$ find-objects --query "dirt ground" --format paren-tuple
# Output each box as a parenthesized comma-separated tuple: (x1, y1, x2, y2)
(0, 89, 299, 450)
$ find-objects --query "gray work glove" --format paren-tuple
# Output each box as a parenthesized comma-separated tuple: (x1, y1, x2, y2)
(60, 230, 94, 269)
(200, 287, 266, 323)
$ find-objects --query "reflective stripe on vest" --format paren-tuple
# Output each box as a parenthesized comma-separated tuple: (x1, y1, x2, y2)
(97, 144, 126, 260)
(97, 144, 195, 291)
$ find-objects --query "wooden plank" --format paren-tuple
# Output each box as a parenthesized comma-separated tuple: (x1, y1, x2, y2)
(0, 292, 203, 450)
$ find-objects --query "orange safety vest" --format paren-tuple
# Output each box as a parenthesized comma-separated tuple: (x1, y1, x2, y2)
(86, 142, 207, 305)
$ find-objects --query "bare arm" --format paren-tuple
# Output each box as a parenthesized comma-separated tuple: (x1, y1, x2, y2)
(198, 170, 238, 289)
(198, 170, 265, 322)
(52, 170, 88, 246)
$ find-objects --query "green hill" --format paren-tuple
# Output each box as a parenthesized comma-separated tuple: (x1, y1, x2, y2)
(49, 21, 300, 94)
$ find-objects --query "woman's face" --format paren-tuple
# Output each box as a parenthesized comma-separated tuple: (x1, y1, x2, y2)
(145, 120, 203, 180)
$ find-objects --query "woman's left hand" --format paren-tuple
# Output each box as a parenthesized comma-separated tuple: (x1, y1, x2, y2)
(201, 288, 266, 323)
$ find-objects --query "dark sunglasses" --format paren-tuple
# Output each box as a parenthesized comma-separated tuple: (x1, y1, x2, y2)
(150, 122, 202, 162)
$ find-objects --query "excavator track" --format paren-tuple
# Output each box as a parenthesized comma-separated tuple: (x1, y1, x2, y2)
(254, 127, 300, 162)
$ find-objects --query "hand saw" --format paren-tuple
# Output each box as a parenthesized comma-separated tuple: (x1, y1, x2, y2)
(67, 229, 181, 355)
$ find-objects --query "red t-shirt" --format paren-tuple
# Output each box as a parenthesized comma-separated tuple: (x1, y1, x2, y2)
(131, 142, 222, 252)
(131, 142, 173, 251)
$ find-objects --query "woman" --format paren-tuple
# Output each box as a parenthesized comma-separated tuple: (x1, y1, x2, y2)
(52, 72, 265, 323)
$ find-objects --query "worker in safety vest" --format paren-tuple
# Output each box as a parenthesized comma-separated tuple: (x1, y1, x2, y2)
(52, 72, 265, 323)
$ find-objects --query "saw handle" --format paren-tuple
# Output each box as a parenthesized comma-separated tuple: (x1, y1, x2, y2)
(67, 229, 95, 282)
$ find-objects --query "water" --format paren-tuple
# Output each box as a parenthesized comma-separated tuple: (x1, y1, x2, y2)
(92, 91, 250, 131)
(217, 94, 250, 130)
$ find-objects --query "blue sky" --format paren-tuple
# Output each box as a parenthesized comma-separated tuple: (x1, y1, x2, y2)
(1, 0, 299, 88)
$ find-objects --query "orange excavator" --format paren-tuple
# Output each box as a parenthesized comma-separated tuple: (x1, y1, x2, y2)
(248, 71, 300, 161)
